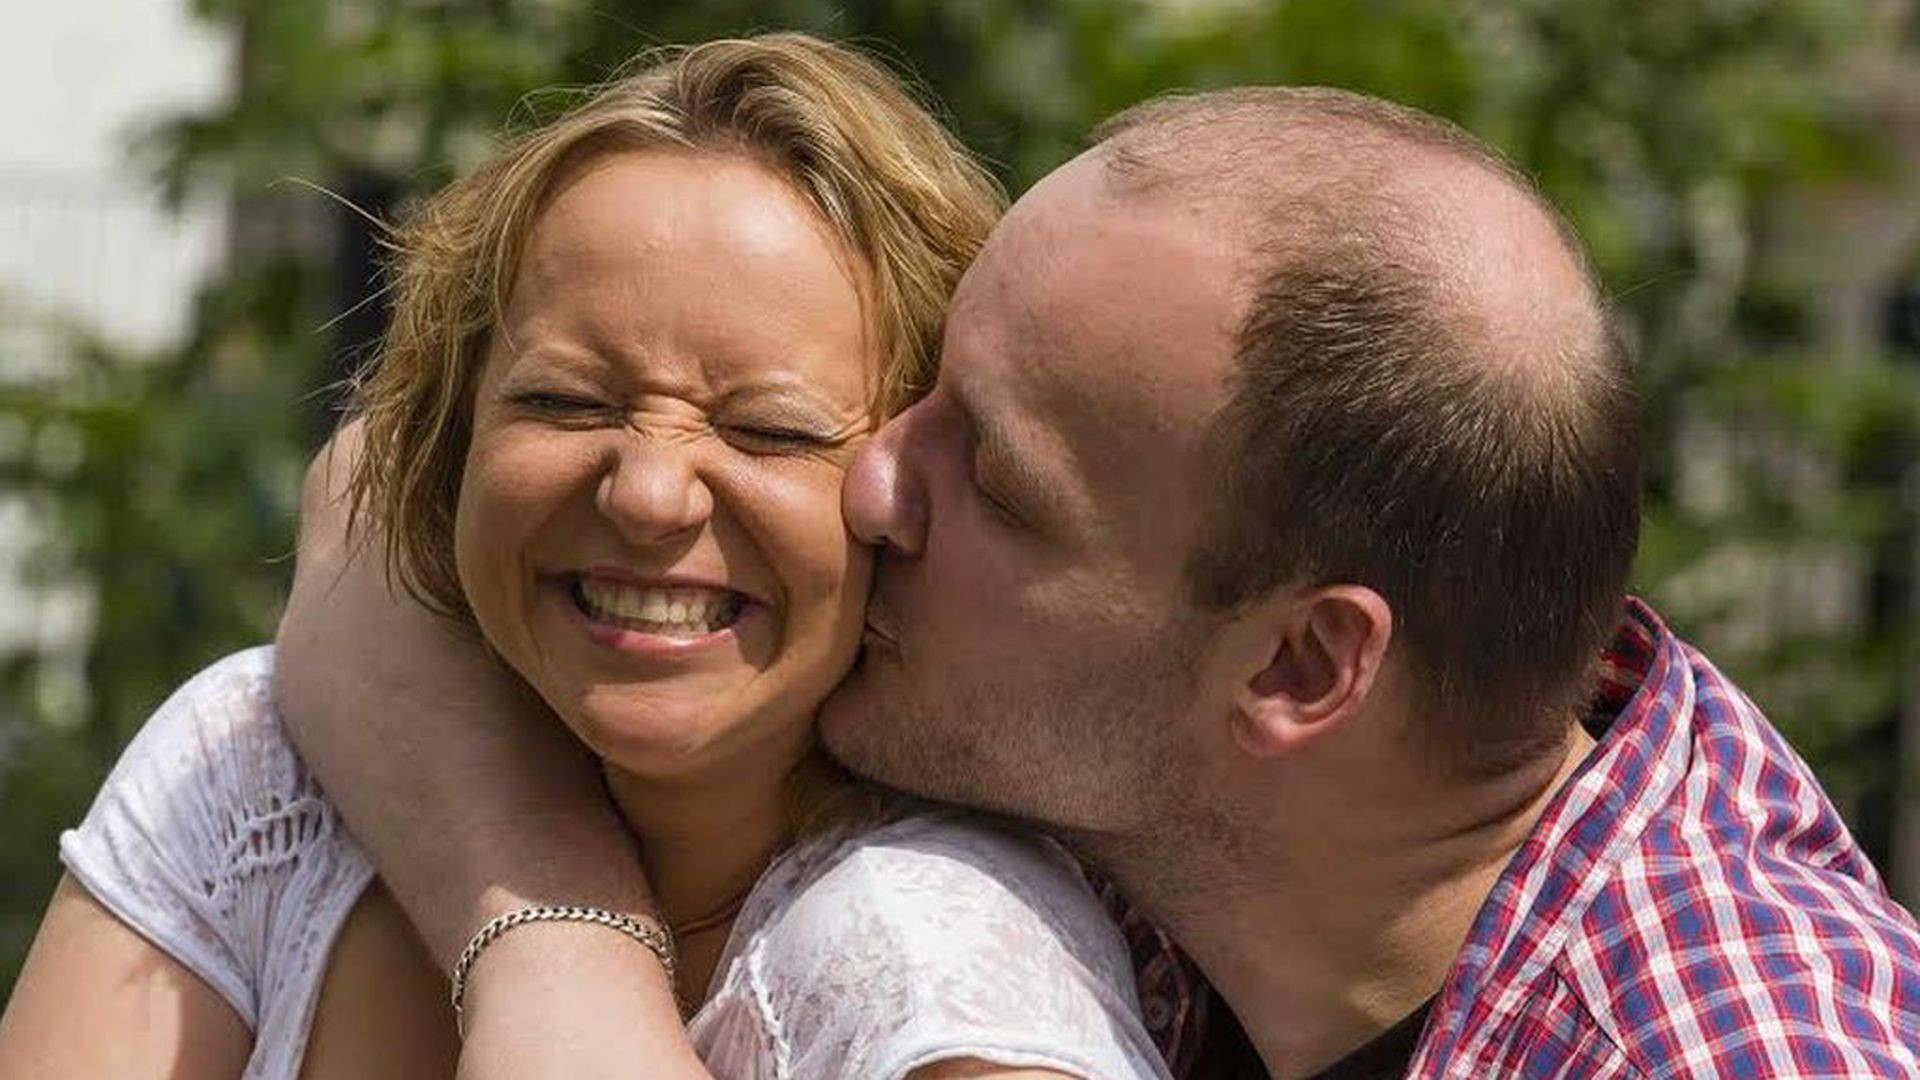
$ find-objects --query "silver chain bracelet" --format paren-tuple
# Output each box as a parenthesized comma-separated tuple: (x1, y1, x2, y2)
(449, 904, 678, 1036)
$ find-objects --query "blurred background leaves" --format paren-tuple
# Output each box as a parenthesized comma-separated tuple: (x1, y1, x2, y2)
(3, 0, 1918, 993)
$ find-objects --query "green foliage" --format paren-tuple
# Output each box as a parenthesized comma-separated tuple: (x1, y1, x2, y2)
(0, 257, 320, 982)
(4, 0, 1917, 995)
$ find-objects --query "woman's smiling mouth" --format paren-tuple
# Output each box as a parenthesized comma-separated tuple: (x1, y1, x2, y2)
(571, 575, 750, 639)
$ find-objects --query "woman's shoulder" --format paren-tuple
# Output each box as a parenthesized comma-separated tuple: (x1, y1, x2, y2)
(713, 810, 1170, 1079)
(96, 644, 290, 777)
(57, 645, 373, 1034)
(780, 811, 1112, 937)
(66, 646, 326, 841)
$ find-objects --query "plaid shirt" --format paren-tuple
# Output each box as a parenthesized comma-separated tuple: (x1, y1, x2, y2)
(1408, 598, 1920, 1077)
(1117, 598, 1920, 1078)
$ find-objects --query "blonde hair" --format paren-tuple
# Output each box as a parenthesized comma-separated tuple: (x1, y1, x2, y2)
(349, 33, 1004, 617)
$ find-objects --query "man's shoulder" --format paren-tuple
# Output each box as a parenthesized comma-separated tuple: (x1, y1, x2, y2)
(1541, 865, 1920, 1074)
(1441, 607, 1920, 1074)
(1545, 790, 1920, 1075)
(1431, 842, 1920, 1076)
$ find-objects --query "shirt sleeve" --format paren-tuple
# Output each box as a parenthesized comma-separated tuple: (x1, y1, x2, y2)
(57, 646, 309, 1029)
(749, 815, 1175, 1080)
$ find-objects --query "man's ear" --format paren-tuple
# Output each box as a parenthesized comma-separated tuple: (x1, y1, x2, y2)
(1230, 585, 1393, 757)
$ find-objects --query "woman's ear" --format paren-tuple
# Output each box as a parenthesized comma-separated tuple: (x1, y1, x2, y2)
(1230, 585, 1393, 758)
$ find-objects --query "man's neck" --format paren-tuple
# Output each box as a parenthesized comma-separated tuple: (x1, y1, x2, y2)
(1094, 722, 1596, 1079)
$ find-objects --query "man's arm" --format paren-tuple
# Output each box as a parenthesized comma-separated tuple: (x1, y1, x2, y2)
(275, 426, 1087, 1080)
(274, 422, 704, 1077)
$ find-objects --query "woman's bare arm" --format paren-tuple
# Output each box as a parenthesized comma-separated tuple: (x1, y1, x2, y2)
(0, 876, 251, 1079)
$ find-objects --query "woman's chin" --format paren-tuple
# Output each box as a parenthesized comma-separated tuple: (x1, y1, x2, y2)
(562, 708, 724, 774)
(555, 696, 811, 788)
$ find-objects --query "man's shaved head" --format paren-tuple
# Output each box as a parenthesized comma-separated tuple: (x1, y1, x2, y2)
(1096, 87, 1639, 772)
(1095, 87, 1610, 396)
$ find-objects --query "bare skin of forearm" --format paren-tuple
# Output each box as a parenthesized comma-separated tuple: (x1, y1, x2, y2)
(454, 924, 706, 1080)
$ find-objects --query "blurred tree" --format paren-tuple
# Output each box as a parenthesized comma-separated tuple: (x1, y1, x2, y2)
(4, 0, 1918, 995)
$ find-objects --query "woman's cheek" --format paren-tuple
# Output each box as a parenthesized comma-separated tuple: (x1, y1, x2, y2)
(454, 429, 579, 631)
(794, 470, 874, 665)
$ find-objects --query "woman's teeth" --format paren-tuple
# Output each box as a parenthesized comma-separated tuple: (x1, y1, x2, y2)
(573, 579, 746, 637)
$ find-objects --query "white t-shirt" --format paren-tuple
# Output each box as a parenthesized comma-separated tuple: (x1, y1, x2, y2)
(59, 648, 1171, 1080)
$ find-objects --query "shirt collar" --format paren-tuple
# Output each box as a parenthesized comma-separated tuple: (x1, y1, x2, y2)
(1418, 597, 1698, 1057)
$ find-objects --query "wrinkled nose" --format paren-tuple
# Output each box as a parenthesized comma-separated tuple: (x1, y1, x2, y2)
(597, 434, 713, 547)
(842, 403, 928, 558)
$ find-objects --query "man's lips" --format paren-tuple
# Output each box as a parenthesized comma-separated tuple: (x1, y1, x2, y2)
(862, 612, 901, 650)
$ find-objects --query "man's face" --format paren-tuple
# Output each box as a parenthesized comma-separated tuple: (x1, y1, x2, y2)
(817, 153, 1248, 835)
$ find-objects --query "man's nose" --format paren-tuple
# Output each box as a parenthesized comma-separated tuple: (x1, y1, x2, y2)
(597, 432, 713, 547)
(843, 404, 928, 558)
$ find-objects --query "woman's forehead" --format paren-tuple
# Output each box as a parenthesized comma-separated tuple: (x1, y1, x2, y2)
(496, 152, 879, 408)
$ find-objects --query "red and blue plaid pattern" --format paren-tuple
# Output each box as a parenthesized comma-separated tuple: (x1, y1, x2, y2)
(1111, 598, 1920, 1077)
(1407, 598, 1920, 1077)
(1096, 872, 1212, 1075)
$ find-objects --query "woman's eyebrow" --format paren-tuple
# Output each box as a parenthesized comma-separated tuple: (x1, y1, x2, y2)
(718, 379, 865, 420)
(496, 341, 613, 378)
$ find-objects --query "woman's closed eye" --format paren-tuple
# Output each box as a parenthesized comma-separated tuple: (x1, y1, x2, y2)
(506, 390, 618, 422)
(719, 422, 839, 454)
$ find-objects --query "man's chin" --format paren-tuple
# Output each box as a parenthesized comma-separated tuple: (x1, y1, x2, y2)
(814, 683, 883, 774)
(815, 691, 950, 806)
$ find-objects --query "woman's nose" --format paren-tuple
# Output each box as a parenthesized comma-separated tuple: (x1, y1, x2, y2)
(597, 434, 714, 546)
(842, 402, 928, 558)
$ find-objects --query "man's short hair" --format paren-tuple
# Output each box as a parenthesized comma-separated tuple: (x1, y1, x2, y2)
(1098, 88, 1640, 774)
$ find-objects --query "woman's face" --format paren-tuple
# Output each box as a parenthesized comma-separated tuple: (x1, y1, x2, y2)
(456, 149, 878, 783)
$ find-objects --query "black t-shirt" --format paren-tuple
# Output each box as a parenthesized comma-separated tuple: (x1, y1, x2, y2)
(1303, 999, 1435, 1080)
(1190, 997, 1436, 1079)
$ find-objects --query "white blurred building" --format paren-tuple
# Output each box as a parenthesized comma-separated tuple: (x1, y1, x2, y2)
(0, 0, 234, 710)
